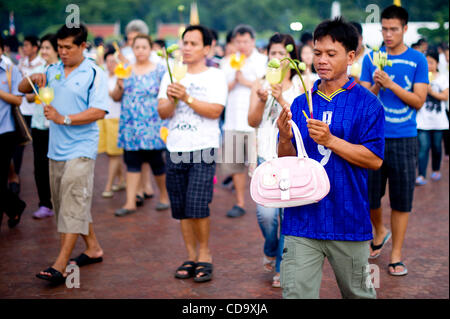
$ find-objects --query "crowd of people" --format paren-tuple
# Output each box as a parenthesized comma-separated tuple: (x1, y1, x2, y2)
(0, 3, 448, 298)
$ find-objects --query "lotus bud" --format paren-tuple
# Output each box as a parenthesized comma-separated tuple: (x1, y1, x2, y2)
(298, 62, 307, 71)
(372, 45, 379, 52)
(387, 60, 393, 67)
(167, 44, 179, 54)
(157, 50, 164, 57)
(285, 44, 294, 53)
(267, 58, 281, 69)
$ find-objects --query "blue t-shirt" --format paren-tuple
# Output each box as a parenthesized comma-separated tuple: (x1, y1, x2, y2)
(46, 59, 109, 161)
(282, 78, 385, 241)
(0, 59, 23, 135)
(360, 46, 428, 138)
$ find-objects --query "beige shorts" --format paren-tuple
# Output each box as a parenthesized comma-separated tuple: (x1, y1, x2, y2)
(219, 130, 256, 176)
(49, 157, 95, 235)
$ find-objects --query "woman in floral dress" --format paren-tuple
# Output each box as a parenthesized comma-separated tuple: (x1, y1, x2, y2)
(112, 34, 170, 216)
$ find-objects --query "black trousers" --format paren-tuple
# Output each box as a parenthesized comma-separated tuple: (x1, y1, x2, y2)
(0, 131, 26, 219)
(32, 128, 52, 209)
(443, 109, 450, 156)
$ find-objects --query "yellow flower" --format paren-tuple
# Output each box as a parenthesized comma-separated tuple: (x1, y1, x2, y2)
(230, 53, 246, 70)
(160, 126, 169, 143)
(114, 63, 132, 79)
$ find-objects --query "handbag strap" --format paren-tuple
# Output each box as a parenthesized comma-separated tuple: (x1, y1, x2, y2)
(270, 117, 308, 159)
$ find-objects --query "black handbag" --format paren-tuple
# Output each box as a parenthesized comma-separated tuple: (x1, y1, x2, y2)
(5, 65, 32, 146)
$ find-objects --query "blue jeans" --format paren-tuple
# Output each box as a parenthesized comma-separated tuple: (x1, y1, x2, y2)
(417, 130, 443, 178)
(256, 157, 284, 273)
(256, 205, 284, 273)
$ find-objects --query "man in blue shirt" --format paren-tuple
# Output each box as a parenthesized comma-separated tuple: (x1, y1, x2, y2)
(277, 17, 385, 298)
(360, 5, 428, 276)
(19, 24, 109, 285)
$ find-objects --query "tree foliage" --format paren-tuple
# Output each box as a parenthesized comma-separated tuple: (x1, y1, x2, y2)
(0, 0, 448, 43)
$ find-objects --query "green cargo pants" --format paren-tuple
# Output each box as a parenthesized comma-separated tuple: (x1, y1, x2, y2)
(281, 236, 376, 299)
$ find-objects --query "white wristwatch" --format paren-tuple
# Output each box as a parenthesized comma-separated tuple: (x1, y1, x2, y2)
(63, 115, 72, 126)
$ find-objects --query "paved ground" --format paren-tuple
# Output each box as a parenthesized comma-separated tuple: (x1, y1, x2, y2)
(0, 147, 448, 299)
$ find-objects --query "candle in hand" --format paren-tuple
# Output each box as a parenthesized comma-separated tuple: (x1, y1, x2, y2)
(39, 87, 54, 105)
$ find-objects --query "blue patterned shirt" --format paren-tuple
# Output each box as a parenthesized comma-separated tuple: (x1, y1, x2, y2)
(282, 78, 385, 241)
(118, 63, 167, 151)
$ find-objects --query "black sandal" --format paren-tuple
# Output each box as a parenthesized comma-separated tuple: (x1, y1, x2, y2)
(194, 262, 213, 283)
(36, 267, 66, 285)
(175, 261, 197, 279)
(136, 195, 144, 207)
(70, 253, 103, 267)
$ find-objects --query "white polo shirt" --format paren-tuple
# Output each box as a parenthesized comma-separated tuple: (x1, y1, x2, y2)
(18, 55, 45, 115)
(221, 48, 267, 132)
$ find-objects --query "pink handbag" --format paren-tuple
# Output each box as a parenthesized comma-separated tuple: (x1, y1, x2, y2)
(250, 121, 330, 208)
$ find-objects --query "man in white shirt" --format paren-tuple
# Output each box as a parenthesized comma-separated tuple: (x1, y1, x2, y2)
(11, 35, 45, 194)
(158, 25, 228, 283)
(221, 24, 267, 218)
(18, 36, 45, 120)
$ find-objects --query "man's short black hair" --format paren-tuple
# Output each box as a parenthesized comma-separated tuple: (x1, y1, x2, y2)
(104, 50, 115, 61)
(226, 31, 234, 44)
(94, 36, 103, 47)
(56, 24, 88, 46)
(24, 35, 39, 47)
(426, 49, 440, 64)
(313, 17, 358, 52)
(154, 39, 166, 48)
(182, 25, 212, 46)
(300, 32, 313, 45)
(232, 24, 255, 39)
(5, 35, 19, 52)
(40, 33, 58, 52)
(350, 22, 363, 37)
(381, 5, 409, 26)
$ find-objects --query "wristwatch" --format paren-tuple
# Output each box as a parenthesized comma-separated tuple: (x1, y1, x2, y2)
(186, 95, 194, 105)
(63, 115, 72, 126)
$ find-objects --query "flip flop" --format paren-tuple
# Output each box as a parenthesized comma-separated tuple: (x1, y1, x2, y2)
(369, 231, 391, 259)
(388, 261, 408, 276)
(36, 267, 66, 285)
(69, 253, 103, 267)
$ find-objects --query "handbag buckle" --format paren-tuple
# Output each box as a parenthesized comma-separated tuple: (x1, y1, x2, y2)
(279, 178, 290, 191)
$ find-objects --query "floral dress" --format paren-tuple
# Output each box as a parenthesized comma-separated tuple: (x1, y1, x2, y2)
(118, 63, 167, 151)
